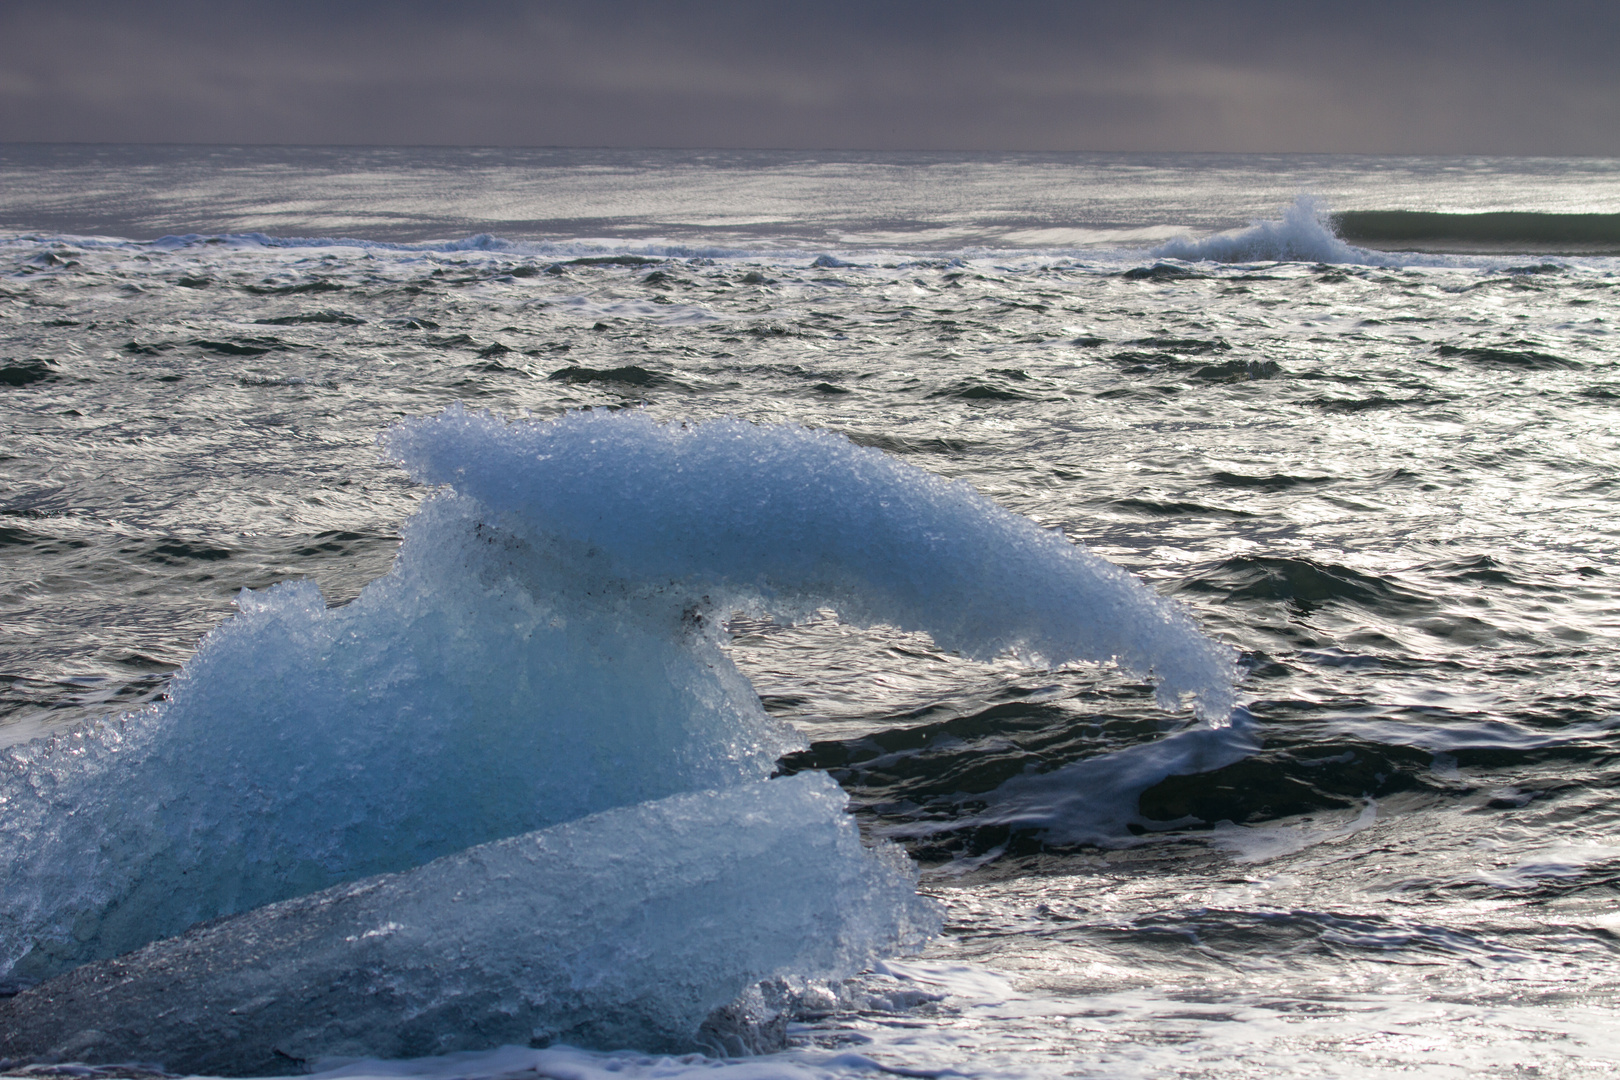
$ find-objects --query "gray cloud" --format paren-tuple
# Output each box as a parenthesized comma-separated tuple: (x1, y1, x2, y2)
(0, 0, 1615, 153)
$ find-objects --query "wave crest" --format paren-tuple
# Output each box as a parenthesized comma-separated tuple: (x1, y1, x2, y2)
(1153, 197, 1382, 265)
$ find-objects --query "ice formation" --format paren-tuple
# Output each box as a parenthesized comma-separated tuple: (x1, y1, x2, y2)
(0, 773, 939, 1074)
(382, 407, 1235, 715)
(0, 408, 1234, 1062)
(0, 492, 797, 984)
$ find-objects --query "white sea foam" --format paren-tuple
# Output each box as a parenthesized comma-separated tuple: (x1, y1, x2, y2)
(1152, 196, 1388, 266)
(1474, 843, 1620, 890)
(1206, 798, 1380, 864)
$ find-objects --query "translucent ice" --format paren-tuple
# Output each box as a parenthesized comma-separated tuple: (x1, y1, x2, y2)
(0, 408, 1233, 988)
(0, 493, 797, 983)
(0, 773, 941, 1075)
(383, 406, 1236, 716)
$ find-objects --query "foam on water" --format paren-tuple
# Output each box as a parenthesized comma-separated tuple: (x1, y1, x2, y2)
(0, 410, 1235, 1013)
(1152, 196, 1392, 266)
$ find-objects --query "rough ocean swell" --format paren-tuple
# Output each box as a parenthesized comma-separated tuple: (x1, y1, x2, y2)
(4, 147, 1620, 1080)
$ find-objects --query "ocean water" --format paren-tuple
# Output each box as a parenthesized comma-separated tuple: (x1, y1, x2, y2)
(2, 147, 1620, 1078)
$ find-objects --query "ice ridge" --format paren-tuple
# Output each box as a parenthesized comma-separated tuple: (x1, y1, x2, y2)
(383, 407, 1236, 718)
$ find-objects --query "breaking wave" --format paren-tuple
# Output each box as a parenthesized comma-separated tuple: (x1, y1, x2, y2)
(1151, 198, 1620, 267)
(1153, 197, 1385, 265)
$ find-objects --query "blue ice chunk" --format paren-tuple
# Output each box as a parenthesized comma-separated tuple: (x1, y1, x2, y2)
(0, 773, 941, 1073)
(0, 493, 798, 982)
(0, 408, 1232, 989)
(383, 406, 1235, 718)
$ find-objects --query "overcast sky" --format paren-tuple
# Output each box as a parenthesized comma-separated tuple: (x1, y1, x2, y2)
(2, 1, 1616, 155)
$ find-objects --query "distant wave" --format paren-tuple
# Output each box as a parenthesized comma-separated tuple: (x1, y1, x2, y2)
(1152, 198, 1388, 265)
(13, 209, 1619, 268)
(1332, 210, 1620, 254)
(1152, 200, 1620, 267)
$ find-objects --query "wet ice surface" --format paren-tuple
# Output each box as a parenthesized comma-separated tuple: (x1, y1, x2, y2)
(0, 774, 939, 1074)
(3, 205, 1620, 1077)
(0, 408, 1230, 990)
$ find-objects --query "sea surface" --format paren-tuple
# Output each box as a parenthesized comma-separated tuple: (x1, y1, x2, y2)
(3, 147, 1620, 1079)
